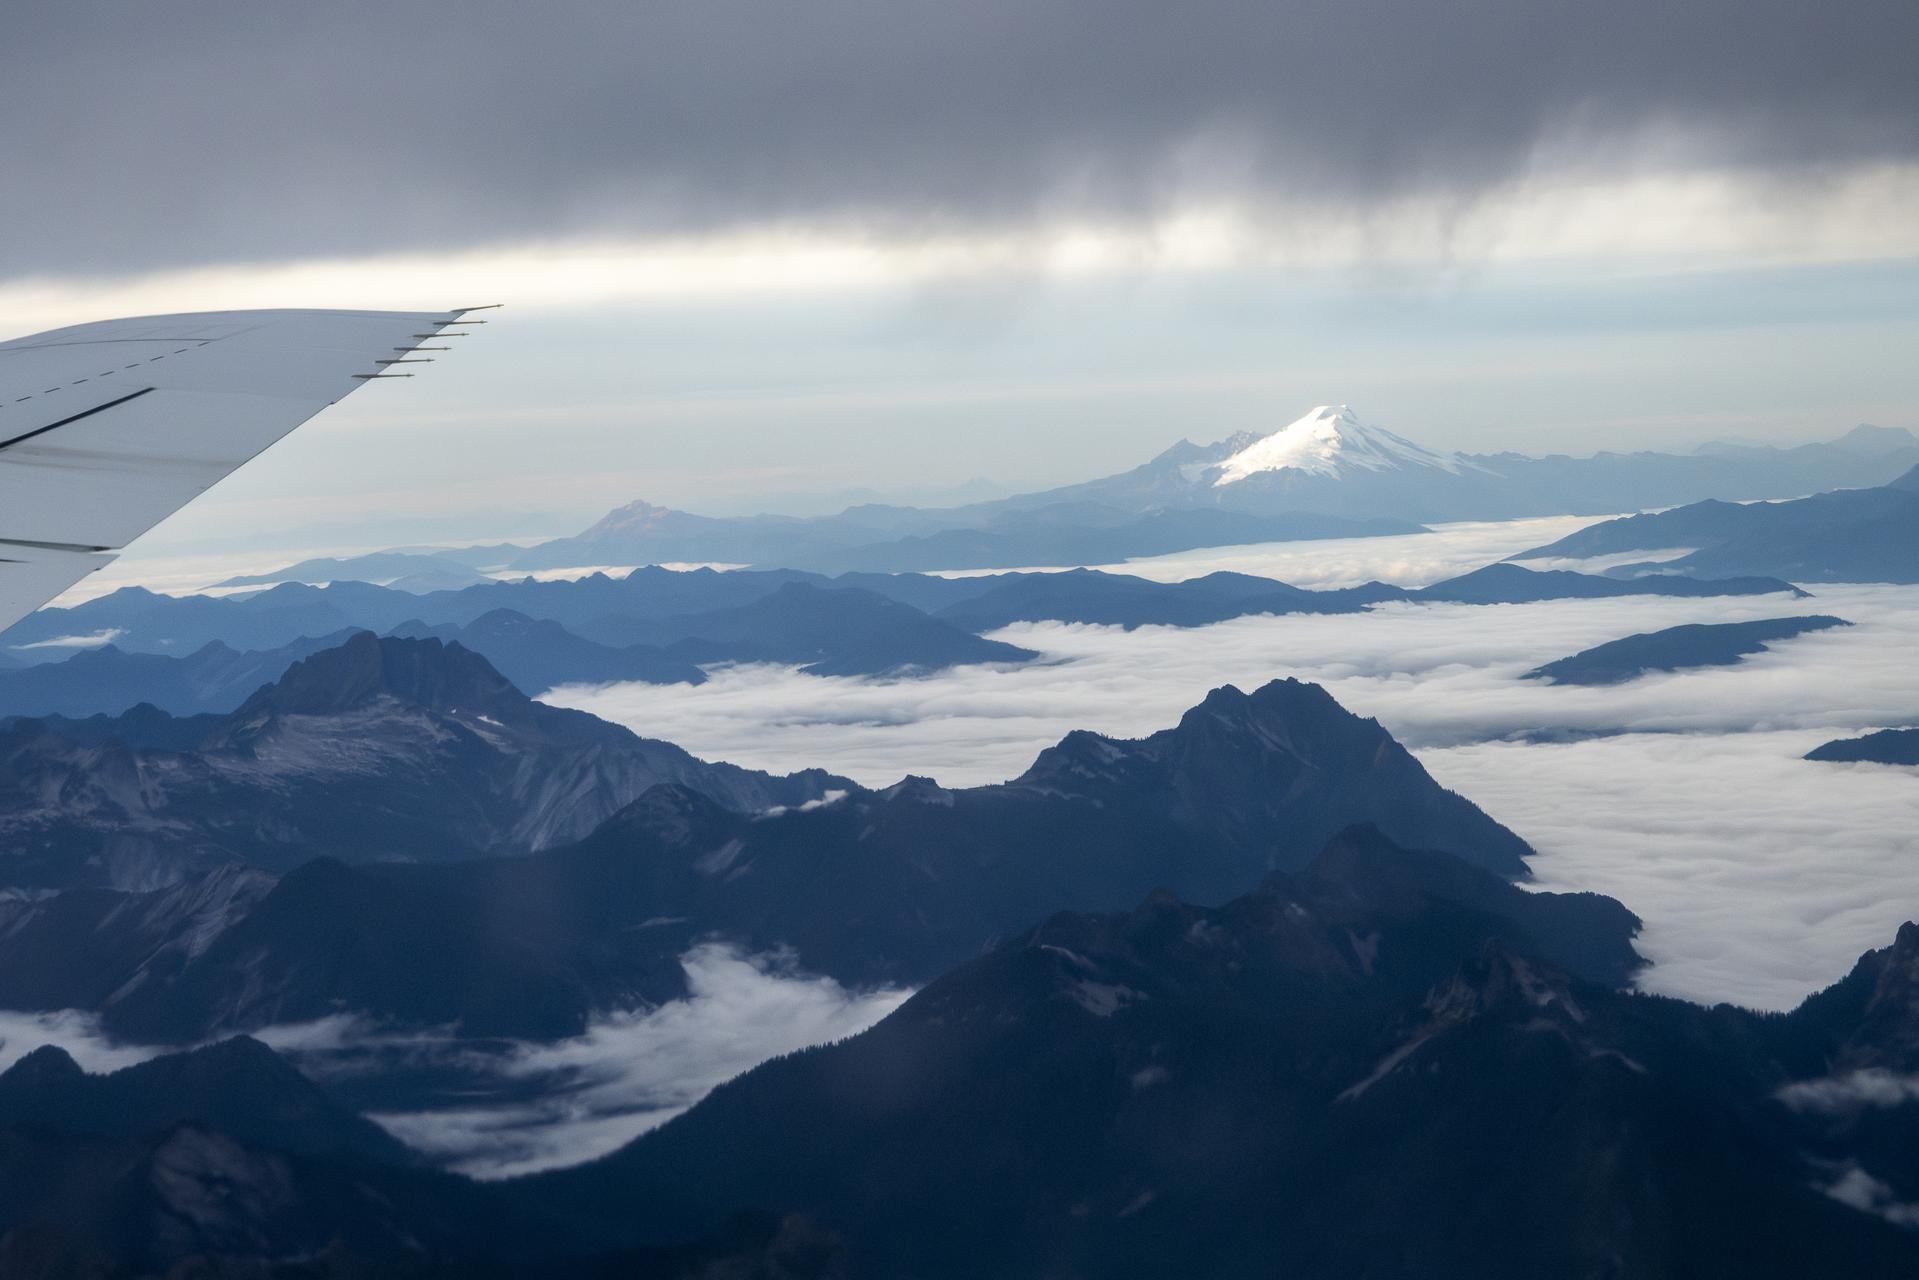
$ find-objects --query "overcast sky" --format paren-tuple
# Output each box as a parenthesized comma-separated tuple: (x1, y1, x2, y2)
(5, 0, 1916, 547)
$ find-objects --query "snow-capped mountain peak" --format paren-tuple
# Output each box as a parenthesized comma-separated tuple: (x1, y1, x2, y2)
(1209, 405, 1475, 486)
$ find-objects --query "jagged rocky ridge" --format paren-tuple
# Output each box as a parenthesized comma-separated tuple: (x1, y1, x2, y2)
(0, 633, 846, 892)
(518, 866, 1919, 1280)
(3, 833, 1918, 1275)
(0, 675, 1562, 1042)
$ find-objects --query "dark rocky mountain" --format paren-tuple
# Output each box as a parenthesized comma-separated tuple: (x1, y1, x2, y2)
(5, 844, 1910, 1278)
(0, 629, 360, 719)
(0, 1038, 408, 1167)
(387, 608, 706, 691)
(1515, 473, 1919, 584)
(0, 633, 845, 893)
(1410, 561, 1807, 604)
(0, 679, 1564, 1042)
(524, 855, 1919, 1279)
(1807, 728, 1919, 766)
(0, 1038, 551, 1279)
(1527, 615, 1852, 686)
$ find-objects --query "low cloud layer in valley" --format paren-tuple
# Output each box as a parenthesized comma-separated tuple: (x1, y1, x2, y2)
(353, 944, 909, 1178)
(552, 535, 1919, 1012)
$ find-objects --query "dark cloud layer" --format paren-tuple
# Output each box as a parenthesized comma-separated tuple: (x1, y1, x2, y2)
(6, 0, 1916, 278)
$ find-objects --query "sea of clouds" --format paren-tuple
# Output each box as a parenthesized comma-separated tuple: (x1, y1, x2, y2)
(550, 528, 1919, 1014)
(9, 516, 1915, 1177)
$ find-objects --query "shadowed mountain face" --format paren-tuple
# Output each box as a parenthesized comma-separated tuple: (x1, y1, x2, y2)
(0, 680, 1561, 1043)
(1526, 615, 1852, 686)
(0, 1036, 551, 1279)
(0, 1038, 408, 1167)
(1807, 728, 1919, 767)
(1516, 472, 1919, 584)
(0, 633, 846, 893)
(387, 609, 707, 692)
(524, 863, 1919, 1280)
(0, 842, 1908, 1278)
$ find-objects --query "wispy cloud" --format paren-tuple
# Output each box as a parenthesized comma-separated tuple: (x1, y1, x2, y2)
(0, 1009, 163, 1075)
(1779, 1069, 1919, 1115)
(7, 628, 125, 652)
(358, 944, 908, 1178)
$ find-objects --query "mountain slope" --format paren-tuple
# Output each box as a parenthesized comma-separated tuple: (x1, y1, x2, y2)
(387, 609, 706, 692)
(0, 630, 361, 719)
(1515, 476, 1919, 584)
(525, 843, 1919, 1279)
(622, 581, 1038, 675)
(1807, 728, 1919, 766)
(0, 633, 845, 892)
(1526, 615, 1851, 685)
(0, 1038, 409, 1166)
(1411, 562, 1807, 603)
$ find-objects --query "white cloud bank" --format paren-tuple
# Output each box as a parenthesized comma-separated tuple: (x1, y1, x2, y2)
(552, 578, 1919, 1012)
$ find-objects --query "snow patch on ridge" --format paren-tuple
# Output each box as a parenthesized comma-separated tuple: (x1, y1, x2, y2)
(1211, 405, 1482, 485)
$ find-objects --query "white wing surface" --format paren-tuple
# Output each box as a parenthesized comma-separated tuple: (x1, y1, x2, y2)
(0, 307, 482, 635)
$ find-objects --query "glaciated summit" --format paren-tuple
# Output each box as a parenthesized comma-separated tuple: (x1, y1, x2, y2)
(1208, 404, 1482, 485)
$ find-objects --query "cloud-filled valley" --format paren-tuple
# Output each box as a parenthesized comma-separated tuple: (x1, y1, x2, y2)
(551, 543, 1919, 1012)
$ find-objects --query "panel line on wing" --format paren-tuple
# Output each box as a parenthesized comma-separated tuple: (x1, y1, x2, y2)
(0, 387, 156, 452)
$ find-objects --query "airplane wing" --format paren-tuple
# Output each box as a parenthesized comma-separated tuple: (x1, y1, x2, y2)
(0, 306, 487, 636)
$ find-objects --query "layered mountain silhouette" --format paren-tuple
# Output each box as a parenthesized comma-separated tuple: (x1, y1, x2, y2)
(0, 633, 845, 892)
(1527, 615, 1851, 685)
(507, 410, 1919, 573)
(2, 561, 1803, 723)
(0, 677, 1568, 1042)
(1807, 728, 1919, 766)
(2, 832, 1915, 1275)
(609, 581, 1037, 674)
(1516, 467, 1919, 583)
(0, 629, 362, 719)
(387, 608, 707, 690)
(517, 843, 1919, 1279)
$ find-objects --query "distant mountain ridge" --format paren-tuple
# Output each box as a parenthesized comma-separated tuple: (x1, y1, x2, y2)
(1515, 468, 1919, 583)
(506, 409, 1919, 573)
(2, 563, 1805, 722)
